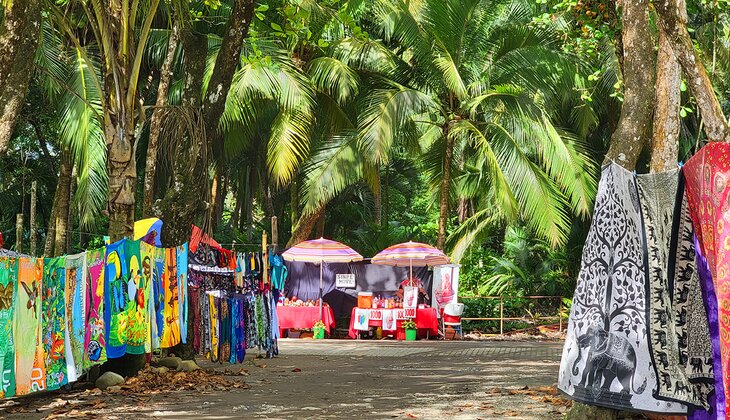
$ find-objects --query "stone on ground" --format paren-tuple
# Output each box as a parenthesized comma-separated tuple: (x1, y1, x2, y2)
(177, 360, 201, 372)
(96, 371, 124, 390)
(156, 356, 182, 369)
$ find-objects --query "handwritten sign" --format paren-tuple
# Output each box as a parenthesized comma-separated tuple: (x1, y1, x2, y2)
(335, 273, 356, 288)
(403, 308, 416, 319)
(369, 309, 383, 321)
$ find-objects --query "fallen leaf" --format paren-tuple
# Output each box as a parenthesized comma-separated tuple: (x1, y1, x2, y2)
(292, 368, 302, 372)
(406, 414, 418, 418)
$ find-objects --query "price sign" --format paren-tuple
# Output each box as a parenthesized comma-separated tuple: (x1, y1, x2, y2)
(335, 273, 355, 288)
(369, 309, 383, 320)
(395, 309, 406, 320)
(403, 308, 416, 319)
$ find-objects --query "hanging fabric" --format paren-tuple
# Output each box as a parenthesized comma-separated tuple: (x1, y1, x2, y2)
(42, 256, 68, 391)
(0, 257, 17, 398)
(64, 253, 87, 383)
(161, 247, 181, 348)
(152, 247, 165, 349)
(135, 242, 153, 354)
(15, 258, 44, 395)
(269, 251, 287, 291)
(177, 243, 188, 344)
(558, 163, 686, 413)
(104, 239, 128, 358)
(84, 248, 106, 368)
(683, 142, 730, 416)
(124, 240, 146, 355)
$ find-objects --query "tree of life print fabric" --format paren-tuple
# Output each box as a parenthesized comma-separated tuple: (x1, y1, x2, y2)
(558, 163, 685, 414)
(84, 249, 106, 368)
(683, 142, 730, 416)
(42, 257, 67, 391)
(14, 258, 44, 395)
(0, 257, 17, 398)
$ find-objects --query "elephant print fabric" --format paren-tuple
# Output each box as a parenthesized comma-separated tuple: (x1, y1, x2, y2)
(558, 163, 686, 413)
(638, 171, 712, 409)
(683, 142, 730, 415)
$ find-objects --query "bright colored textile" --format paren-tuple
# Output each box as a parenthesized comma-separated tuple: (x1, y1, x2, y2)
(0, 257, 17, 397)
(177, 243, 188, 344)
(208, 292, 220, 362)
(161, 247, 180, 347)
(15, 258, 44, 395)
(42, 257, 67, 391)
(64, 253, 87, 383)
(105, 239, 128, 358)
(133, 242, 153, 354)
(151, 247, 165, 349)
(84, 249, 106, 367)
(683, 142, 730, 414)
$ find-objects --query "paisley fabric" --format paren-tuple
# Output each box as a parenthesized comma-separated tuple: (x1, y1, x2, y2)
(161, 247, 180, 348)
(64, 253, 87, 383)
(15, 258, 44, 395)
(558, 163, 685, 413)
(683, 142, 730, 414)
(0, 257, 17, 398)
(638, 170, 710, 408)
(42, 256, 67, 391)
(105, 239, 128, 358)
(84, 249, 106, 368)
(177, 243, 188, 344)
(151, 247, 166, 349)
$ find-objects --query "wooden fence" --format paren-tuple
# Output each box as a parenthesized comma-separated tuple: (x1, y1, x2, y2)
(458, 295, 565, 335)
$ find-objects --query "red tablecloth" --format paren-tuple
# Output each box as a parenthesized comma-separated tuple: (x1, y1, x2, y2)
(277, 306, 336, 336)
(347, 307, 439, 339)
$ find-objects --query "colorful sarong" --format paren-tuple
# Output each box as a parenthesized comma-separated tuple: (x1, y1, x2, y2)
(161, 247, 180, 347)
(558, 163, 685, 413)
(84, 249, 106, 367)
(15, 258, 44, 395)
(64, 253, 87, 383)
(0, 257, 17, 397)
(140, 242, 154, 353)
(683, 142, 730, 415)
(152, 247, 165, 349)
(124, 240, 145, 355)
(177, 243, 188, 344)
(42, 257, 67, 391)
(208, 292, 220, 362)
(105, 239, 128, 358)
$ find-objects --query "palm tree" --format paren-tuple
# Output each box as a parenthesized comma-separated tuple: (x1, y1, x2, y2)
(364, 0, 597, 249)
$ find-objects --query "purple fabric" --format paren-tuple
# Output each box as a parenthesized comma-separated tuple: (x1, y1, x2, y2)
(690, 234, 725, 420)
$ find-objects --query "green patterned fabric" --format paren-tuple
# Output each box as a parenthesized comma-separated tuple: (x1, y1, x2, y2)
(0, 257, 17, 397)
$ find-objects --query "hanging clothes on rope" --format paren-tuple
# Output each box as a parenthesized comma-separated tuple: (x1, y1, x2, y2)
(0, 256, 17, 398)
(84, 249, 106, 368)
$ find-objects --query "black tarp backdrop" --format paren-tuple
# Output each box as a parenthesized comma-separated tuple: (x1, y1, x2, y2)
(284, 260, 433, 319)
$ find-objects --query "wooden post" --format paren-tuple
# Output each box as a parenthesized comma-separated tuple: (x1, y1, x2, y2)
(262, 231, 268, 285)
(271, 216, 278, 249)
(558, 296, 563, 332)
(15, 213, 23, 252)
(29, 181, 37, 256)
(499, 296, 504, 335)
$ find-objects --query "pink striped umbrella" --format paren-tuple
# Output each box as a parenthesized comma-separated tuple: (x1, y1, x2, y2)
(372, 241, 450, 285)
(283, 238, 363, 320)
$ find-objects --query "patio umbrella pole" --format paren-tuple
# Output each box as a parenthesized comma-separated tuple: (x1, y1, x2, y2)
(319, 259, 323, 321)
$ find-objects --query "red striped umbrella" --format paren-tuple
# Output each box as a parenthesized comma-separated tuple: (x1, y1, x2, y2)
(283, 238, 363, 320)
(372, 241, 450, 285)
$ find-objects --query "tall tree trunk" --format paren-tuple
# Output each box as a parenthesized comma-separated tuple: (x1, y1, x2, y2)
(655, 0, 729, 143)
(290, 176, 299, 231)
(144, 23, 180, 215)
(202, 0, 255, 158)
(231, 186, 243, 229)
(261, 171, 274, 218)
(106, 123, 138, 241)
(383, 165, 389, 226)
(650, 29, 682, 172)
(436, 131, 454, 249)
(209, 169, 221, 230)
(372, 169, 382, 226)
(52, 151, 72, 257)
(287, 206, 324, 247)
(567, 0, 656, 417)
(29, 181, 37, 256)
(65, 173, 75, 254)
(316, 207, 325, 238)
(0, 0, 41, 155)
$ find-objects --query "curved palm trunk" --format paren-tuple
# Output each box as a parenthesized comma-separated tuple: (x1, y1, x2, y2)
(288, 206, 324, 247)
(143, 23, 180, 215)
(0, 0, 41, 155)
(45, 149, 72, 257)
(436, 131, 454, 249)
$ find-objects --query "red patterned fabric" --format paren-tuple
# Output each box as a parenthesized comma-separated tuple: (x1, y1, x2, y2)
(684, 142, 730, 413)
(276, 306, 336, 335)
(347, 307, 438, 339)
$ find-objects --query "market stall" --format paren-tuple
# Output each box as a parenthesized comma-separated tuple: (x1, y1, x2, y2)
(347, 307, 439, 339)
(276, 305, 336, 336)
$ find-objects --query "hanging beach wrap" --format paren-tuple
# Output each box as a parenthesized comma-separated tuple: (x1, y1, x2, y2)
(558, 162, 685, 413)
(64, 253, 87, 383)
(15, 258, 44, 395)
(0, 257, 17, 398)
(136, 242, 154, 354)
(42, 256, 67, 391)
(105, 239, 128, 358)
(84, 249, 106, 368)
(177, 243, 188, 344)
(638, 170, 712, 408)
(152, 247, 166, 348)
(683, 142, 730, 415)
(161, 247, 180, 348)
(125, 240, 145, 355)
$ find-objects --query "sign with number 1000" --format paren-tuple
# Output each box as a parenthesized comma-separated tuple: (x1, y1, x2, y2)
(403, 307, 416, 319)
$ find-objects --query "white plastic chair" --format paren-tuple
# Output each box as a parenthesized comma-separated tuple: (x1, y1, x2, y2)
(441, 303, 465, 339)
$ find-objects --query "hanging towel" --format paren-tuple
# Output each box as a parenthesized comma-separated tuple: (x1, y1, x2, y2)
(84, 249, 106, 368)
(161, 247, 181, 348)
(42, 256, 68, 391)
(64, 253, 87, 383)
(105, 239, 128, 358)
(0, 257, 17, 398)
(177, 243, 189, 344)
(15, 258, 44, 395)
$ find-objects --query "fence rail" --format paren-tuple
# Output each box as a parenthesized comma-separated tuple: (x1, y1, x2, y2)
(458, 295, 564, 335)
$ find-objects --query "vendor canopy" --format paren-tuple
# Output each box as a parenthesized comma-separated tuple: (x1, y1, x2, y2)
(371, 241, 450, 267)
(282, 238, 363, 264)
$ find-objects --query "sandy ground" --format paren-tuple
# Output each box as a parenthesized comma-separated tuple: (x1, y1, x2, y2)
(0, 339, 570, 419)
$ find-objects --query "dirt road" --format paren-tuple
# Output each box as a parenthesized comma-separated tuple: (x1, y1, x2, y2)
(1, 339, 569, 419)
